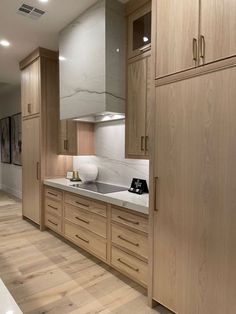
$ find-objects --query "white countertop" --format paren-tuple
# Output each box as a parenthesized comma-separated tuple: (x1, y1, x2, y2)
(0, 279, 22, 314)
(44, 178, 149, 215)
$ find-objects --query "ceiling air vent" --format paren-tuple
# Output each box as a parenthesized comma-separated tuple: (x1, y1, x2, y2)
(17, 3, 45, 19)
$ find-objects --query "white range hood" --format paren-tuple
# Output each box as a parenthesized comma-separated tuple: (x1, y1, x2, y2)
(59, 0, 126, 122)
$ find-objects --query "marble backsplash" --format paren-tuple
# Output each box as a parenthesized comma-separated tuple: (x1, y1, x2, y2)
(73, 120, 149, 187)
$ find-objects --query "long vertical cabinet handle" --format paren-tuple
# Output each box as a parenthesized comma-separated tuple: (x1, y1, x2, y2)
(199, 35, 205, 61)
(36, 162, 40, 180)
(64, 139, 68, 151)
(154, 176, 159, 212)
(145, 136, 149, 152)
(141, 136, 145, 151)
(192, 38, 198, 63)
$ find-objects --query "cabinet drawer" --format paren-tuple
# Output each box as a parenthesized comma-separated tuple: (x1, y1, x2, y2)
(45, 188, 63, 201)
(64, 204, 107, 238)
(45, 212, 62, 234)
(111, 246, 147, 286)
(64, 222, 107, 261)
(65, 193, 107, 217)
(112, 224, 148, 259)
(111, 206, 148, 233)
(45, 198, 62, 216)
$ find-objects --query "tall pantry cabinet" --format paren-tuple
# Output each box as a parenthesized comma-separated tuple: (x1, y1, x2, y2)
(20, 48, 72, 226)
(150, 0, 236, 313)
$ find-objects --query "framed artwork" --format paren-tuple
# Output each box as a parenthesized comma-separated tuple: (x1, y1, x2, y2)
(0, 117, 11, 164)
(11, 113, 22, 166)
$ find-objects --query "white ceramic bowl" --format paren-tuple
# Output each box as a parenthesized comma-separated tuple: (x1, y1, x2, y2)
(79, 164, 98, 183)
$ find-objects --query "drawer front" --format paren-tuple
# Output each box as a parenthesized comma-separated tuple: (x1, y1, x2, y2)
(65, 193, 107, 217)
(45, 187, 63, 201)
(111, 246, 147, 286)
(45, 198, 62, 216)
(64, 222, 107, 261)
(112, 224, 148, 259)
(45, 212, 62, 233)
(65, 204, 107, 238)
(111, 207, 148, 233)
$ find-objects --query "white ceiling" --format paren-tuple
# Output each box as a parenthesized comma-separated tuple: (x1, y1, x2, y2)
(0, 0, 128, 88)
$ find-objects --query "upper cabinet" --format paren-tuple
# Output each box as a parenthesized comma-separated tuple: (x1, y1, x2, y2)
(21, 59, 40, 117)
(128, 2, 152, 59)
(155, 0, 236, 79)
(58, 120, 94, 156)
(155, 0, 199, 78)
(200, 0, 236, 65)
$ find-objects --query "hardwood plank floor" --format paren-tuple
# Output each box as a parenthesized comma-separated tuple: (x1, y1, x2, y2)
(0, 191, 172, 314)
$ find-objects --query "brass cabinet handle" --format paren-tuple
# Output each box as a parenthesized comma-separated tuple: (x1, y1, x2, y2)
(36, 162, 40, 180)
(75, 201, 89, 208)
(117, 215, 139, 225)
(139, 43, 151, 52)
(192, 38, 198, 62)
(145, 136, 149, 152)
(75, 216, 89, 224)
(118, 235, 139, 247)
(48, 204, 58, 210)
(117, 258, 139, 272)
(75, 234, 89, 244)
(141, 136, 145, 151)
(199, 35, 205, 60)
(48, 219, 58, 226)
(48, 192, 58, 197)
(27, 103, 31, 113)
(64, 139, 68, 150)
(154, 176, 159, 212)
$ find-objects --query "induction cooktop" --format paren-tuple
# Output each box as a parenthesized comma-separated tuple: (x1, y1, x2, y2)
(70, 182, 127, 194)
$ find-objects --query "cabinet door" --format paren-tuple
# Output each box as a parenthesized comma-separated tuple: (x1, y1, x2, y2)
(155, 0, 199, 78)
(200, 0, 236, 65)
(145, 55, 151, 156)
(127, 3, 151, 59)
(21, 59, 40, 117)
(58, 120, 77, 155)
(22, 117, 40, 224)
(126, 58, 147, 157)
(153, 68, 236, 314)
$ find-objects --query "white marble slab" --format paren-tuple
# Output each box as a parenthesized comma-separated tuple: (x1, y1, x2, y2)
(44, 178, 149, 215)
(0, 279, 22, 314)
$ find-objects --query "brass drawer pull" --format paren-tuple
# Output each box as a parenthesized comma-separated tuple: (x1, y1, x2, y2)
(48, 219, 58, 226)
(141, 136, 145, 151)
(48, 192, 58, 197)
(75, 201, 89, 207)
(192, 38, 197, 62)
(48, 205, 58, 210)
(117, 258, 139, 272)
(75, 216, 89, 224)
(117, 215, 139, 225)
(75, 234, 89, 244)
(118, 235, 139, 247)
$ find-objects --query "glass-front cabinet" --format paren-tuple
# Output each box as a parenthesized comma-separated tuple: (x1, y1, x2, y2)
(128, 2, 151, 59)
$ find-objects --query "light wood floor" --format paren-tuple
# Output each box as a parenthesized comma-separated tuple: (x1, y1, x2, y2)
(0, 191, 172, 314)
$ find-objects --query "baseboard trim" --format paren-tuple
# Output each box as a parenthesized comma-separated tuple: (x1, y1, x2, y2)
(1, 185, 22, 199)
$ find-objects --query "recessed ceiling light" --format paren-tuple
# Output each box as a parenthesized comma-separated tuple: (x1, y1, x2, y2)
(38, 0, 48, 2)
(0, 40, 10, 47)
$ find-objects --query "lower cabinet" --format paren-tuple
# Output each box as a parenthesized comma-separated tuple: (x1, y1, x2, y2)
(44, 186, 148, 287)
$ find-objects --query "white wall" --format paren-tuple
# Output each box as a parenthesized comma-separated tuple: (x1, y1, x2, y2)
(73, 119, 149, 188)
(0, 86, 22, 198)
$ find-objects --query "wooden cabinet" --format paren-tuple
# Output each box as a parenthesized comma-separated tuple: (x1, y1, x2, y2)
(126, 54, 151, 158)
(58, 120, 94, 156)
(21, 59, 40, 117)
(154, 0, 236, 79)
(44, 187, 149, 287)
(127, 2, 151, 59)
(20, 48, 72, 226)
(200, 0, 236, 65)
(22, 117, 40, 223)
(152, 67, 236, 313)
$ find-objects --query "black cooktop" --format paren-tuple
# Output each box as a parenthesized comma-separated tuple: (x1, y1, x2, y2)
(70, 182, 127, 194)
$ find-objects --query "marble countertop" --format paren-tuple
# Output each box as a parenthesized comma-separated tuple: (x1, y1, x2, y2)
(44, 178, 149, 215)
(0, 279, 22, 314)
